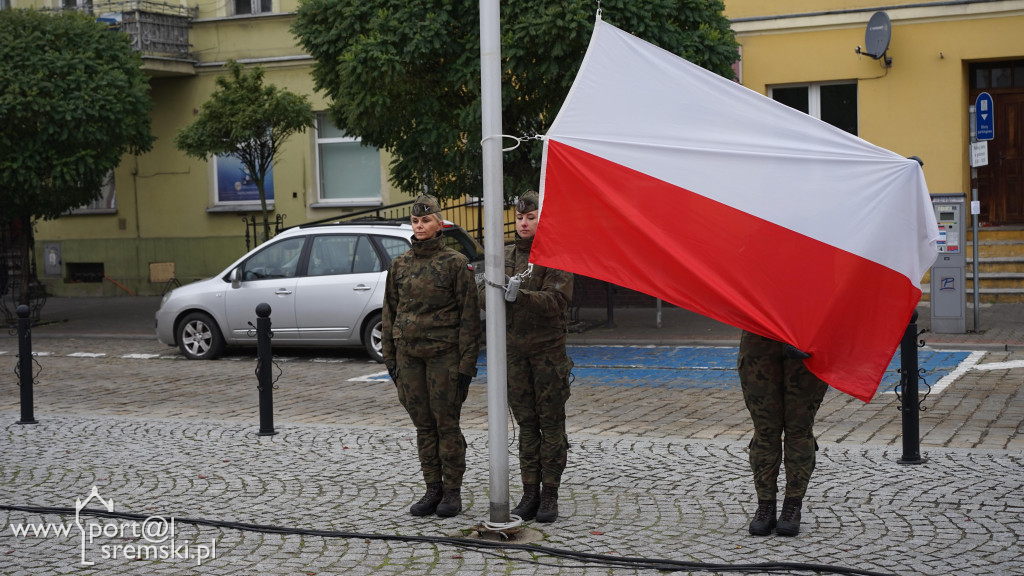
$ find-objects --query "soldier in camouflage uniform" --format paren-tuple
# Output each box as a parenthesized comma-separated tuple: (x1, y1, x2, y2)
(481, 191, 574, 523)
(382, 194, 481, 518)
(737, 330, 830, 536)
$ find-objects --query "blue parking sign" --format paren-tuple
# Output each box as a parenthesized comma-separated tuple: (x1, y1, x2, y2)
(975, 92, 994, 141)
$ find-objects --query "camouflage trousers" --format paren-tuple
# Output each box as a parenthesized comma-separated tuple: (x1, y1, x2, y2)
(738, 331, 829, 501)
(507, 347, 573, 487)
(394, 346, 469, 489)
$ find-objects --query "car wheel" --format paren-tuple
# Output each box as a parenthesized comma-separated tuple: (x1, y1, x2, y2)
(177, 312, 225, 360)
(361, 311, 384, 363)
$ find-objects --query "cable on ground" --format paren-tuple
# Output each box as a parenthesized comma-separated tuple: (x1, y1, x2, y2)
(0, 503, 898, 576)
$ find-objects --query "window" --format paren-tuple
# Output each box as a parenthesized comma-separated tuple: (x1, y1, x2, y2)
(62, 0, 91, 10)
(70, 172, 116, 214)
(770, 82, 858, 136)
(241, 237, 304, 281)
(374, 236, 410, 263)
(308, 235, 382, 277)
(315, 112, 382, 206)
(971, 60, 1024, 89)
(214, 153, 273, 207)
(234, 0, 271, 15)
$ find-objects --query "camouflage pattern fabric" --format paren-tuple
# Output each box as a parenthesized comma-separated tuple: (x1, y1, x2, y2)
(482, 235, 574, 486)
(382, 233, 481, 489)
(738, 330, 830, 501)
(382, 234, 481, 377)
(394, 346, 469, 488)
(508, 347, 573, 486)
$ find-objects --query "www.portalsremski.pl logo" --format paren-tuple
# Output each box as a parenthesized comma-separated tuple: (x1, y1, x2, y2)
(7, 486, 217, 566)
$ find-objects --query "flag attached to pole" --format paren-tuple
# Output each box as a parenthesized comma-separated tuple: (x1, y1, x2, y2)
(533, 18, 939, 402)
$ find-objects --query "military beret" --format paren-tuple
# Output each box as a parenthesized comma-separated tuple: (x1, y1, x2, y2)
(411, 194, 442, 217)
(516, 191, 539, 213)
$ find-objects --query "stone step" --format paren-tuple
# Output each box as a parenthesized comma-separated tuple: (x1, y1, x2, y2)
(919, 228, 1024, 303)
(961, 242, 1024, 258)
(965, 227, 1024, 242)
(920, 284, 1024, 304)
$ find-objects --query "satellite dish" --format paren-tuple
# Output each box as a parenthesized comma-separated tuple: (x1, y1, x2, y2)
(863, 12, 891, 60)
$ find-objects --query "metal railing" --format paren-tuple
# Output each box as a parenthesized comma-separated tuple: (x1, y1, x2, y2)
(303, 199, 518, 245)
(53, 0, 195, 59)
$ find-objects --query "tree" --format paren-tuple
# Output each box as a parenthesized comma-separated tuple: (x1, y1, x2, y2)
(291, 0, 738, 202)
(0, 9, 155, 306)
(175, 61, 315, 242)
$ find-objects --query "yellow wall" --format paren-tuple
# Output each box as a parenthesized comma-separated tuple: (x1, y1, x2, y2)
(25, 6, 406, 295)
(727, 0, 1024, 201)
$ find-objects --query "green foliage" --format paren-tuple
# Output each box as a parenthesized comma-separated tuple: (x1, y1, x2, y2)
(291, 0, 738, 202)
(175, 61, 314, 239)
(0, 9, 155, 222)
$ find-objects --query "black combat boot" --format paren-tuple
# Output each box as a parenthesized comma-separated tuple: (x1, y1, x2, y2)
(410, 482, 444, 516)
(776, 497, 802, 536)
(535, 485, 559, 523)
(511, 484, 540, 520)
(748, 500, 777, 536)
(435, 488, 462, 517)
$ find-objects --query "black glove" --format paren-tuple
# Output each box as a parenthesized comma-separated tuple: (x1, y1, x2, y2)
(458, 373, 473, 388)
(784, 344, 811, 359)
(386, 364, 399, 383)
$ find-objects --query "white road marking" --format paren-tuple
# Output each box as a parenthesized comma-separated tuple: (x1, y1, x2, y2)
(972, 359, 1024, 371)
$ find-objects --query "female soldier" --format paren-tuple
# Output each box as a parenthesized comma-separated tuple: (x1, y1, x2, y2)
(382, 194, 481, 518)
(738, 331, 829, 536)
(490, 191, 574, 523)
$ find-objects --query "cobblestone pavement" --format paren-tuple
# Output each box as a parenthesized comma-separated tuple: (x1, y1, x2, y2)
(1, 332, 1022, 575)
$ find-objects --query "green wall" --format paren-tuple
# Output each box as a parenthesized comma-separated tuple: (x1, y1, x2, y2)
(37, 236, 247, 297)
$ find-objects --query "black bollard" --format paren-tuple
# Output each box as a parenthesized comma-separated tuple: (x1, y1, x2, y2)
(16, 305, 37, 424)
(898, 310, 924, 464)
(255, 303, 277, 436)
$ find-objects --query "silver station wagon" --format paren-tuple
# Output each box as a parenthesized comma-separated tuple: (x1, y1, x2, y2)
(155, 220, 483, 361)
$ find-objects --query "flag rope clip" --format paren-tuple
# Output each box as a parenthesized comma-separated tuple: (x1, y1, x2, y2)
(481, 134, 545, 152)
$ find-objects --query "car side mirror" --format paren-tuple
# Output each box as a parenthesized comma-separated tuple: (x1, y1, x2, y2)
(230, 267, 241, 289)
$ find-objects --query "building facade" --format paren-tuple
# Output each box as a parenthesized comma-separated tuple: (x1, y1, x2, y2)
(16, 0, 403, 297)
(726, 0, 1024, 225)
(12, 0, 1024, 299)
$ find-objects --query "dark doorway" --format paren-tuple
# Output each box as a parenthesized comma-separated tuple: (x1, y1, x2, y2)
(971, 60, 1024, 225)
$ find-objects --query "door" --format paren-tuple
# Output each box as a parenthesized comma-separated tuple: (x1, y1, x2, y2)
(225, 236, 306, 342)
(972, 61, 1024, 225)
(294, 234, 385, 343)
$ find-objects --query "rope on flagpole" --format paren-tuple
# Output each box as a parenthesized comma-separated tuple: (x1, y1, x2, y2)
(480, 134, 544, 152)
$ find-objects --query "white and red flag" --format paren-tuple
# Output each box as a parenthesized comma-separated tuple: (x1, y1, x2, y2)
(533, 18, 939, 402)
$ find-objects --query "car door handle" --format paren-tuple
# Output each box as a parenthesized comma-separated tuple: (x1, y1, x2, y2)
(353, 284, 372, 292)
(275, 289, 293, 295)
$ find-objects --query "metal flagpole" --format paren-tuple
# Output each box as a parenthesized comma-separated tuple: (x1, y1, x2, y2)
(479, 0, 510, 523)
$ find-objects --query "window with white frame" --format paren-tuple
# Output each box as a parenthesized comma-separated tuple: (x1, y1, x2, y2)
(234, 0, 271, 15)
(769, 82, 858, 136)
(315, 112, 382, 206)
(70, 171, 116, 214)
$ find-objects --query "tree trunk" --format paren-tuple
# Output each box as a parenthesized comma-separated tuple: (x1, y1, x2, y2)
(256, 180, 271, 243)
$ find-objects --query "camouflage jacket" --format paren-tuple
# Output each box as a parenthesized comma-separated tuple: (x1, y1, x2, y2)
(480, 236, 573, 354)
(382, 233, 481, 376)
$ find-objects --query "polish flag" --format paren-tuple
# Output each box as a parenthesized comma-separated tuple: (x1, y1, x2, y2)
(533, 18, 939, 401)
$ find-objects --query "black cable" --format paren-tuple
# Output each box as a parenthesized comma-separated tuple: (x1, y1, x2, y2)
(1, 503, 898, 576)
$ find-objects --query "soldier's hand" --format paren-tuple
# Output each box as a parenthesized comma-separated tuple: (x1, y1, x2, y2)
(458, 373, 473, 388)
(784, 344, 811, 359)
(386, 363, 399, 383)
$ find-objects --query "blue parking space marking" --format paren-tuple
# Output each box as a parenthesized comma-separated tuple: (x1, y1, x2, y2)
(469, 346, 972, 393)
